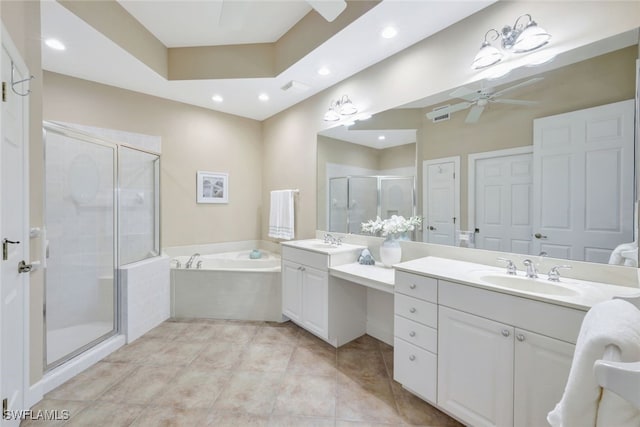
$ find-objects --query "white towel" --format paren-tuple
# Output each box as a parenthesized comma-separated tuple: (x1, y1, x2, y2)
(548, 299, 640, 427)
(268, 190, 295, 240)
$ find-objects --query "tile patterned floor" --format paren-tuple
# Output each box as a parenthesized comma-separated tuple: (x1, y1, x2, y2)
(22, 319, 463, 427)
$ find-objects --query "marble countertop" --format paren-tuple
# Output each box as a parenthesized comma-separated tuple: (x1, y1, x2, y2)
(395, 256, 640, 311)
(281, 239, 365, 255)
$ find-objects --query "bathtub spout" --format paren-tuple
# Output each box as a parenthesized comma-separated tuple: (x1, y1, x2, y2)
(185, 253, 201, 269)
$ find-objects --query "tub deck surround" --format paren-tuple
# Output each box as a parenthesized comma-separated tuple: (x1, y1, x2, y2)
(395, 256, 640, 311)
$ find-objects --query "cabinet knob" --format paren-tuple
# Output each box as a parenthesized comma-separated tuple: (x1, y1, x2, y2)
(516, 334, 525, 342)
(409, 283, 417, 289)
(409, 355, 416, 361)
(501, 329, 510, 337)
(409, 331, 416, 337)
(409, 307, 416, 313)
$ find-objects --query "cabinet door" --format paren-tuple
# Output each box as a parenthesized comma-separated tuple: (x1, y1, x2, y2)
(301, 266, 329, 339)
(514, 329, 575, 427)
(438, 306, 514, 427)
(282, 261, 302, 322)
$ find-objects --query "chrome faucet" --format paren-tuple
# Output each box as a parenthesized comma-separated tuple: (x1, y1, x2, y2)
(323, 233, 342, 247)
(185, 253, 201, 269)
(497, 257, 517, 275)
(522, 259, 538, 279)
(170, 258, 182, 269)
(548, 265, 572, 282)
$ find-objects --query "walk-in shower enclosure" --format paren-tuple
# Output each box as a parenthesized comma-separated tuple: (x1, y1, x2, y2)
(43, 122, 160, 370)
(328, 175, 415, 234)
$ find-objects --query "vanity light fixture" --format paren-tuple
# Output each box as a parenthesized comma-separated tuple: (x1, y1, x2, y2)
(472, 14, 551, 70)
(323, 95, 358, 121)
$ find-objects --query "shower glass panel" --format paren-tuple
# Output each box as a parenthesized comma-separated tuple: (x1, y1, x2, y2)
(44, 128, 117, 369)
(119, 147, 160, 265)
(348, 177, 378, 234)
(381, 177, 414, 219)
(328, 175, 416, 236)
(329, 177, 348, 232)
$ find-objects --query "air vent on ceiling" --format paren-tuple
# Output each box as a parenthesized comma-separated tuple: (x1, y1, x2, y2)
(281, 80, 310, 92)
(430, 105, 451, 123)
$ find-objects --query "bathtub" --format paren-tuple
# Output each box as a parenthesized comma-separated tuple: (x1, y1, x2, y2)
(170, 249, 282, 322)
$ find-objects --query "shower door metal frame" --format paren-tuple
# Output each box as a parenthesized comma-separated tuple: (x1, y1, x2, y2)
(42, 121, 162, 371)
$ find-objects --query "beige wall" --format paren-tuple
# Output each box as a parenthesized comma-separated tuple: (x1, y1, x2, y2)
(43, 72, 264, 247)
(2, 0, 45, 385)
(420, 46, 637, 228)
(379, 143, 416, 172)
(262, 1, 640, 242)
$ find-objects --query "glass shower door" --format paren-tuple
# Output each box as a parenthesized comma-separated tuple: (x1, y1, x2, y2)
(44, 128, 117, 369)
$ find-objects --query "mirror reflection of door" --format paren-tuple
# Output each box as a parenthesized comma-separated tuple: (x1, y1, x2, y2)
(423, 158, 459, 245)
(470, 148, 533, 254)
(533, 99, 635, 263)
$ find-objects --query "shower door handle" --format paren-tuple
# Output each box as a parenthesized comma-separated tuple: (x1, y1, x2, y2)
(18, 260, 32, 273)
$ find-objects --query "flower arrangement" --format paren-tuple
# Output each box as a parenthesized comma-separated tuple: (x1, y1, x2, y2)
(361, 215, 422, 238)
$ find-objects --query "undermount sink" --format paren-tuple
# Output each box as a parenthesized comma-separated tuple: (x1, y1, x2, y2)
(472, 273, 579, 297)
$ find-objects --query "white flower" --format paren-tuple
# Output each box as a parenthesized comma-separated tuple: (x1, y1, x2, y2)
(361, 215, 422, 237)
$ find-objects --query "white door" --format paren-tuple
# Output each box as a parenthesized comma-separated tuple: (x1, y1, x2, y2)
(1, 42, 29, 426)
(514, 329, 575, 427)
(438, 306, 514, 427)
(301, 266, 328, 339)
(473, 152, 533, 254)
(533, 100, 635, 262)
(422, 158, 459, 245)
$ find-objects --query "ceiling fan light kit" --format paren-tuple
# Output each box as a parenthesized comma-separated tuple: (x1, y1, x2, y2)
(472, 14, 551, 70)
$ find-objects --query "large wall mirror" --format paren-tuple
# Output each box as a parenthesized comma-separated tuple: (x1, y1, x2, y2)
(317, 28, 639, 267)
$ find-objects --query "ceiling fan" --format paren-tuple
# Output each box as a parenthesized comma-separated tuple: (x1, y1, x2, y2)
(426, 77, 543, 124)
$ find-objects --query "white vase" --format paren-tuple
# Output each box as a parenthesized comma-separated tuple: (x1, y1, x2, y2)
(379, 236, 402, 267)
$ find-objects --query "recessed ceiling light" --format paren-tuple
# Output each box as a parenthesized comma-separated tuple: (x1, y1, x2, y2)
(258, 93, 269, 101)
(381, 27, 397, 39)
(318, 67, 331, 76)
(45, 38, 66, 51)
(378, 135, 386, 141)
(211, 94, 223, 103)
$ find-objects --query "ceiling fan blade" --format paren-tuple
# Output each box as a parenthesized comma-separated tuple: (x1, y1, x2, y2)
(306, 0, 347, 22)
(492, 77, 544, 98)
(465, 105, 485, 123)
(492, 99, 539, 106)
(425, 102, 472, 119)
(449, 86, 481, 101)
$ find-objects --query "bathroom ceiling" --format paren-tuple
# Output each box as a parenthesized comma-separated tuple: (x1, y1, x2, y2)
(41, 0, 495, 121)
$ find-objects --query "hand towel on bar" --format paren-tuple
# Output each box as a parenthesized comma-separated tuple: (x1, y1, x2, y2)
(547, 299, 640, 427)
(268, 190, 295, 240)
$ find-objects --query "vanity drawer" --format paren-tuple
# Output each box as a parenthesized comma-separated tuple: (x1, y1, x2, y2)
(394, 337, 437, 404)
(395, 293, 437, 328)
(281, 246, 328, 270)
(395, 271, 437, 302)
(395, 315, 437, 353)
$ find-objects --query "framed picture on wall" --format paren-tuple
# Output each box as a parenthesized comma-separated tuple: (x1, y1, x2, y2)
(197, 171, 228, 204)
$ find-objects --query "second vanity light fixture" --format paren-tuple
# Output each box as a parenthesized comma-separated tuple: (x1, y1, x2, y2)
(472, 14, 551, 70)
(323, 95, 358, 121)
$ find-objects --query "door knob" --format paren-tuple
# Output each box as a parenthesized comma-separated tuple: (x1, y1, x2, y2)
(516, 334, 525, 342)
(18, 260, 32, 273)
(409, 331, 416, 337)
(534, 233, 548, 239)
(501, 329, 511, 337)
(428, 226, 436, 231)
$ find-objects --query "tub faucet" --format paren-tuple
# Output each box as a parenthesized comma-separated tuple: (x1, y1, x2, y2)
(323, 233, 342, 246)
(171, 258, 182, 269)
(185, 253, 201, 269)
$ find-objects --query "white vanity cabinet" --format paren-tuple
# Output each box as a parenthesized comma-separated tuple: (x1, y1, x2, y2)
(393, 271, 439, 404)
(281, 243, 366, 346)
(437, 280, 581, 427)
(282, 259, 328, 337)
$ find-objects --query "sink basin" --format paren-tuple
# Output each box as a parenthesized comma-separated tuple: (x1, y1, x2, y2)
(474, 273, 579, 297)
